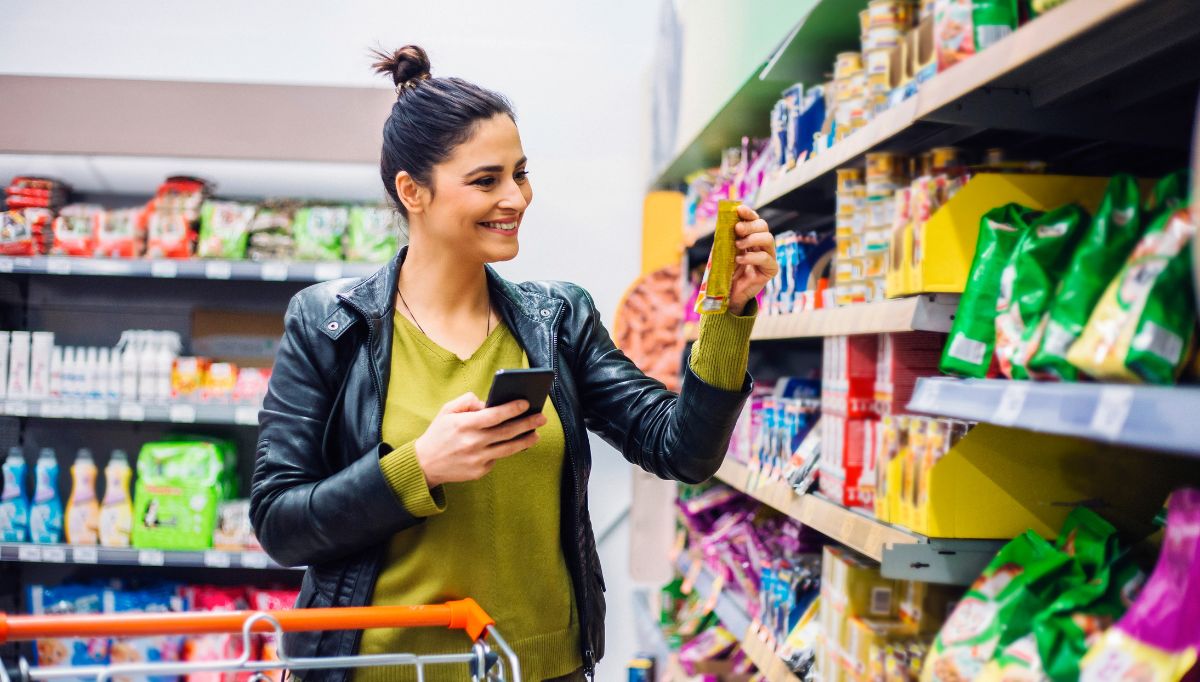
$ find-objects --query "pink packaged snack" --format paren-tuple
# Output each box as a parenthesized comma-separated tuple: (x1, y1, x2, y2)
(1080, 488, 1200, 681)
(182, 586, 252, 682)
(250, 589, 300, 682)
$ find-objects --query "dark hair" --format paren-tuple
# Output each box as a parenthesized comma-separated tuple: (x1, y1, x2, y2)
(371, 45, 516, 217)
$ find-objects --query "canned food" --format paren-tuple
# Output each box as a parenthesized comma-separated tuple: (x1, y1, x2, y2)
(859, 9, 871, 35)
(836, 167, 864, 191)
(869, 0, 915, 29)
(866, 152, 907, 195)
(864, 26, 905, 51)
(835, 51, 864, 80)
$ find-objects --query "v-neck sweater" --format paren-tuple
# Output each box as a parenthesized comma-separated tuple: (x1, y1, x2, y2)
(356, 304, 754, 682)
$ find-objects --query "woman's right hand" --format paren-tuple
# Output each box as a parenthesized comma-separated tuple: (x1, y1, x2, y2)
(413, 392, 547, 488)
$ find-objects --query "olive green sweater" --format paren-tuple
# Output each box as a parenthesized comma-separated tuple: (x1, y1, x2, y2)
(356, 304, 754, 682)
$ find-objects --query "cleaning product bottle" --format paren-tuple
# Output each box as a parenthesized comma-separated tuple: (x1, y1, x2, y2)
(99, 450, 133, 548)
(29, 448, 62, 543)
(65, 448, 100, 545)
(1, 447, 29, 542)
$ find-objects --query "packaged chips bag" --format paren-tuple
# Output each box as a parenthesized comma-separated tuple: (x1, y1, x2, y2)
(994, 204, 1089, 379)
(1028, 176, 1143, 381)
(345, 205, 402, 262)
(51, 204, 105, 256)
(1080, 489, 1200, 682)
(1067, 208, 1197, 384)
(1145, 170, 1190, 220)
(941, 203, 1038, 377)
(197, 201, 257, 260)
(96, 208, 146, 258)
(695, 200, 741, 315)
(293, 205, 349, 261)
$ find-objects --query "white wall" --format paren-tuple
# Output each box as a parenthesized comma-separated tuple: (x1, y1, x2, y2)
(1, 2, 657, 678)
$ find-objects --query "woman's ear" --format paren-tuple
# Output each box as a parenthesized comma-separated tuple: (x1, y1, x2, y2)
(395, 171, 427, 216)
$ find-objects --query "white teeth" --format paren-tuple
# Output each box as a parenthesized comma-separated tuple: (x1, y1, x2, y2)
(481, 221, 516, 231)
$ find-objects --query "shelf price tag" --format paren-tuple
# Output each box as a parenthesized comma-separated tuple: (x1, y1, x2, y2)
(241, 552, 270, 569)
(151, 261, 178, 278)
(1091, 386, 1134, 441)
(314, 263, 343, 281)
(43, 546, 67, 563)
(991, 383, 1030, 426)
(204, 261, 233, 280)
(0, 257, 13, 273)
(73, 546, 99, 564)
(234, 406, 259, 426)
(18, 545, 43, 562)
(119, 403, 147, 422)
(84, 402, 109, 420)
(45, 257, 72, 275)
(169, 405, 197, 424)
(138, 549, 166, 566)
(40, 402, 63, 418)
(203, 551, 232, 568)
(260, 263, 289, 281)
(912, 380, 941, 410)
(4, 401, 28, 417)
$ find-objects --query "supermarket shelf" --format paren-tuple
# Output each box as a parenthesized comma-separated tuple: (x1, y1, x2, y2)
(1, 398, 261, 427)
(0, 542, 298, 571)
(677, 555, 753, 636)
(714, 458, 1001, 585)
(756, 0, 1200, 210)
(908, 377, 1200, 457)
(633, 589, 674, 678)
(741, 625, 801, 682)
(0, 255, 379, 282)
(685, 295, 958, 342)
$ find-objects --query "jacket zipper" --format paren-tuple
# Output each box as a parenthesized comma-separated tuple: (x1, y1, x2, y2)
(548, 306, 596, 677)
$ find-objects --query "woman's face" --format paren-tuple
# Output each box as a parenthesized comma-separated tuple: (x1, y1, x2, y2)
(416, 113, 532, 263)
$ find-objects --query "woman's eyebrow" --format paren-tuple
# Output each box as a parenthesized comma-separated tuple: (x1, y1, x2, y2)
(464, 157, 528, 176)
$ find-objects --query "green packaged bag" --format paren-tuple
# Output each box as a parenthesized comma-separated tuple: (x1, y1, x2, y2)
(131, 439, 232, 550)
(940, 204, 1039, 377)
(293, 205, 350, 261)
(1068, 207, 1197, 384)
(1145, 169, 1190, 219)
(1027, 176, 1142, 381)
(345, 206, 402, 263)
(197, 201, 256, 259)
(995, 204, 1089, 379)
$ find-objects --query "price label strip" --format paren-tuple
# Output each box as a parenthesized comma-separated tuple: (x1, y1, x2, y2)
(73, 546, 99, 564)
(151, 261, 178, 278)
(42, 546, 67, 563)
(991, 383, 1030, 427)
(18, 545, 43, 562)
(138, 549, 166, 566)
(203, 551, 232, 568)
(241, 552, 271, 569)
(169, 404, 197, 424)
(1090, 386, 1135, 441)
(204, 261, 233, 280)
(260, 263, 289, 281)
(119, 403, 147, 422)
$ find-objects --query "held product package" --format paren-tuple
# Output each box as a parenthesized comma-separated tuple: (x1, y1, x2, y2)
(695, 200, 741, 314)
(293, 205, 350, 261)
(105, 583, 187, 682)
(934, 0, 1018, 71)
(197, 201, 257, 259)
(1067, 208, 1197, 384)
(132, 439, 235, 550)
(994, 204, 1088, 379)
(345, 205, 402, 262)
(1080, 489, 1200, 682)
(28, 583, 110, 678)
(941, 204, 1037, 377)
(1028, 175, 1143, 381)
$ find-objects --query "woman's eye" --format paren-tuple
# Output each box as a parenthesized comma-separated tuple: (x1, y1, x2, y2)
(472, 176, 496, 188)
(515, 170, 530, 182)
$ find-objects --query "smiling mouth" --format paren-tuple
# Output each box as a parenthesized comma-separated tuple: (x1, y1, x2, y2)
(479, 220, 519, 232)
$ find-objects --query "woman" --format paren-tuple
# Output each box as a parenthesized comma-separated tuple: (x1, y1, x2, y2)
(250, 45, 778, 682)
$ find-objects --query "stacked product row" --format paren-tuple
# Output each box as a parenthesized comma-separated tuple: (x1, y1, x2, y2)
(1, 175, 402, 262)
(26, 582, 298, 682)
(1, 439, 258, 552)
(0, 330, 271, 404)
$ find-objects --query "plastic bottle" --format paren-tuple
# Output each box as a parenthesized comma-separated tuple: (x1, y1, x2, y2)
(0, 447, 29, 542)
(29, 448, 62, 543)
(95, 348, 110, 400)
(61, 347, 75, 399)
(84, 347, 99, 400)
(107, 347, 122, 400)
(65, 448, 99, 545)
(99, 450, 132, 548)
(122, 338, 139, 400)
(49, 346, 63, 398)
(156, 341, 174, 401)
(139, 333, 158, 402)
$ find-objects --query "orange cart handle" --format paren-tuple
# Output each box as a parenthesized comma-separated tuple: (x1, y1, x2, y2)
(0, 599, 495, 644)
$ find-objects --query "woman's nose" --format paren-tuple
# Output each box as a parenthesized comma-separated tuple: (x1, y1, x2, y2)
(498, 179, 529, 211)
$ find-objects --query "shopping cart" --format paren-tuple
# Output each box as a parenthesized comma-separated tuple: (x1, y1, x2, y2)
(0, 600, 519, 682)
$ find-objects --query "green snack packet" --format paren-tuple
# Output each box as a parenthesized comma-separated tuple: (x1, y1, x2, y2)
(1145, 169, 1190, 219)
(940, 203, 1039, 378)
(197, 201, 256, 259)
(131, 439, 230, 550)
(995, 204, 1089, 379)
(1028, 176, 1142, 381)
(293, 205, 350, 261)
(345, 206, 402, 263)
(973, 0, 1019, 51)
(922, 531, 1080, 682)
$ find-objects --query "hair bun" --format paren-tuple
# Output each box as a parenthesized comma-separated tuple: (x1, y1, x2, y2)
(372, 45, 431, 89)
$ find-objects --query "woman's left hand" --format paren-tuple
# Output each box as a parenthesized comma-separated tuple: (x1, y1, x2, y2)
(728, 204, 779, 315)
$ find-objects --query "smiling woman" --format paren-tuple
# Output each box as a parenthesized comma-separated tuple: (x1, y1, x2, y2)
(250, 43, 775, 682)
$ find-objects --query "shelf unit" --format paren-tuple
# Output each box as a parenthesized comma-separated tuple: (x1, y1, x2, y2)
(0, 398, 261, 427)
(908, 377, 1200, 458)
(714, 459, 1002, 585)
(0, 255, 379, 282)
(0, 542, 296, 571)
(688, 294, 958, 342)
(741, 627, 802, 682)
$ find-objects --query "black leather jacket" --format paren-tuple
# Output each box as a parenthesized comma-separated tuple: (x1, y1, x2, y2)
(250, 247, 750, 681)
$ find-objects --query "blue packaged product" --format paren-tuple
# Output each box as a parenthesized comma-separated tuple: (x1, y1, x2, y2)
(1, 446, 29, 542)
(781, 85, 804, 169)
(29, 448, 63, 544)
(796, 86, 827, 164)
(29, 583, 110, 679)
(105, 584, 186, 682)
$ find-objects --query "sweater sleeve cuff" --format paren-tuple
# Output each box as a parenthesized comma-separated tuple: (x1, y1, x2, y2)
(379, 441, 446, 518)
(689, 298, 757, 391)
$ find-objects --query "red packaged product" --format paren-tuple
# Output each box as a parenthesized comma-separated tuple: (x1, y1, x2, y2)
(822, 335, 879, 418)
(96, 208, 146, 258)
(181, 586, 252, 682)
(875, 332, 946, 415)
(143, 177, 209, 259)
(51, 204, 105, 256)
(820, 414, 875, 508)
(250, 589, 300, 682)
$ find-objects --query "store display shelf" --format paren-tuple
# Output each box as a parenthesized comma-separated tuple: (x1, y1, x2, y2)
(677, 555, 753, 637)
(0, 255, 378, 283)
(908, 377, 1200, 457)
(0, 542, 297, 571)
(0, 398, 261, 427)
(685, 295, 958, 342)
(755, 0, 1200, 210)
(715, 459, 1000, 585)
(633, 589, 674, 677)
(740, 625, 801, 682)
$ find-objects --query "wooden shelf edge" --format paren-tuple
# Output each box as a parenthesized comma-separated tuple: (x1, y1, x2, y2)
(741, 623, 802, 682)
(736, 295, 957, 342)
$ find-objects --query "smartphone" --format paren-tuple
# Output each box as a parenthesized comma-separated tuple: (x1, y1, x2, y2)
(485, 368, 555, 420)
